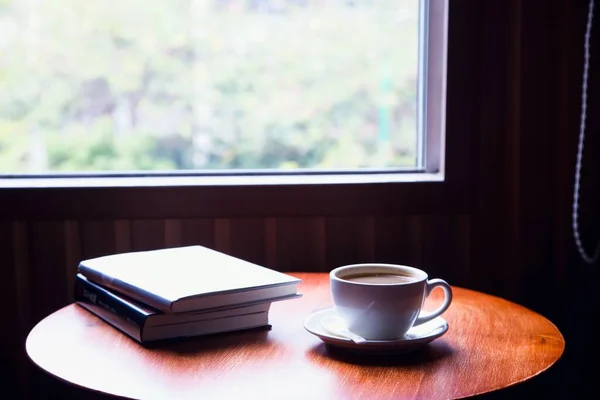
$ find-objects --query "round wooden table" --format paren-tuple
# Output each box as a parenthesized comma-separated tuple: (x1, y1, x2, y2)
(26, 273, 564, 400)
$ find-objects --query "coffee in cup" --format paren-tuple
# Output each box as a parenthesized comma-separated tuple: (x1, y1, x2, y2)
(330, 263, 452, 340)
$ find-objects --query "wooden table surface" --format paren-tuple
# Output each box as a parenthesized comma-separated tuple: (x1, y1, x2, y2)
(26, 273, 565, 400)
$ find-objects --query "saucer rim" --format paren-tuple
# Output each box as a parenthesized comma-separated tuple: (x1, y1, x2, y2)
(303, 307, 448, 348)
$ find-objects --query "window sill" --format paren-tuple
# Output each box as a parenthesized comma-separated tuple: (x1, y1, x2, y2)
(0, 171, 442, 189)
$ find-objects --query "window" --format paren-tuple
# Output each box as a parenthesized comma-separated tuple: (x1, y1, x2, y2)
(0, 0, 476, 219)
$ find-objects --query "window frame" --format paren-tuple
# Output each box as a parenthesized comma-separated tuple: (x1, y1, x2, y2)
(0, 0, 478, 220)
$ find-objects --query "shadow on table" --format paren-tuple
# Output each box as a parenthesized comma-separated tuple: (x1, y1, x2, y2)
(308, 340, 454, 367)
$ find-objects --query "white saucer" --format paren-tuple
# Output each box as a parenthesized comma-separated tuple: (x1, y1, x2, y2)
(304, 308, 448, 355)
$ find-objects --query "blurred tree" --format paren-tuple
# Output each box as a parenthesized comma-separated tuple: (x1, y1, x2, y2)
(0, 0, 420, 173)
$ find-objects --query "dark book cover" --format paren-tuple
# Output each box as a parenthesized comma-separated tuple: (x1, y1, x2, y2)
(73, 273, 296, 327)
(76, 300, 271, 344)
(75, 274, 274, 343)
(74, 272, 148, 328)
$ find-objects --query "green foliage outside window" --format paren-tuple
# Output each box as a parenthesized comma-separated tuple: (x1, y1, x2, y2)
(0, 0, 419, 173)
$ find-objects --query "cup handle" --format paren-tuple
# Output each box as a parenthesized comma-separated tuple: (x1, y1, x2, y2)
(413, 278, 453, 326)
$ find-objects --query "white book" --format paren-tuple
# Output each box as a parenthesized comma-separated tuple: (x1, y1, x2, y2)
(77, 245, 302, 313)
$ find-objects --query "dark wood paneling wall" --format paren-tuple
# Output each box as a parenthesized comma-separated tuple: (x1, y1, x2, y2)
(2, 215, 471, 299)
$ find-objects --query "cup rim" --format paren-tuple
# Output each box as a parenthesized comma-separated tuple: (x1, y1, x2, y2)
(330, 263, 428, 285)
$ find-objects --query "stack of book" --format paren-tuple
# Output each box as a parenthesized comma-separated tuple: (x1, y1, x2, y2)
(74, 245, 302, 344)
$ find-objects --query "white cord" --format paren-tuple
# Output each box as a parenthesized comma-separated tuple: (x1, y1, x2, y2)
(573, 0, 599, 264)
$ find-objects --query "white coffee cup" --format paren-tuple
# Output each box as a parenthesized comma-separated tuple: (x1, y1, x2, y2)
(330, 263, 453, 340)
